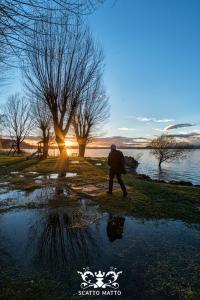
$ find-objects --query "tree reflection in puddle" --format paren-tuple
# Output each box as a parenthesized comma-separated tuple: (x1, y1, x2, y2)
(28, 204, 103, 270)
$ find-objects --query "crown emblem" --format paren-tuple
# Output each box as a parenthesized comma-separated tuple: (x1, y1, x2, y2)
(77, 267, 122, 290)
(95, 271, 105, 278)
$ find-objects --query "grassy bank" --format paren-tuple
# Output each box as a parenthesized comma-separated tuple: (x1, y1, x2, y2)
(1, 155, 200, 225)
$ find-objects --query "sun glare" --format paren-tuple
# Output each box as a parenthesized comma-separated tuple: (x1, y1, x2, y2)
(65, 140, 73, 147)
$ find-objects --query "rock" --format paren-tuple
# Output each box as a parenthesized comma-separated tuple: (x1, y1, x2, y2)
(125, 156, 139, 174)
(169, 180, 193, 186)
(136, 174, 152, 181)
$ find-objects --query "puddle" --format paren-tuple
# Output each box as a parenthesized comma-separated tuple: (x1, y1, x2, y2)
(1, 182, 200, 297)
(49, 173, 59, 179)
(1, 206, 200, 298)
(36, 173, 77, 180)
(0, 182, 9, 186)
(0, 187, 66, 210)
(34, 179, 43, 184)
(65, 172, 77, 178)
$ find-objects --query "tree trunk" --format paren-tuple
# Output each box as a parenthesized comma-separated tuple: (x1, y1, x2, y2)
(79, 143, 86, 157)
(159, 159, 162, 169)
(43, 140, 49, 159)
(16, 139, 21, 155)
(55, 132, 68, 177)
(42, 129, 49, 159)
(77, 137, 87, 158)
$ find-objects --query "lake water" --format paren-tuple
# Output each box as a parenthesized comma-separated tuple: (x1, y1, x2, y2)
(82, 148, 200, 185)
(21, 148, 200, 185)
(1, 188, 200, 299)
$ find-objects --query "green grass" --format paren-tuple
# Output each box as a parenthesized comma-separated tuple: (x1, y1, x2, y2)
(1, 154, 200, 224)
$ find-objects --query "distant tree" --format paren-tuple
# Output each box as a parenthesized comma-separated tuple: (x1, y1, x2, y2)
(150, 134, 189, 168)
(4, 93, 33, 154)
(32, 99, 53, 159)
(24, 15, 103, 175)
(73, 75, 109, 157)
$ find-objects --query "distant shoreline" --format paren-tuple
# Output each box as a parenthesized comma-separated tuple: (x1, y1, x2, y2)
(1, 146, 200, 150)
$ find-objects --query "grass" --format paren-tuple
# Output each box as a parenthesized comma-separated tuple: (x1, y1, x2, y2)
(1, 154, 200, 225)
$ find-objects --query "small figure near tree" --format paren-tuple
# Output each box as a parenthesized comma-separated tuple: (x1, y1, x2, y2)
(150, 134, 189, 169)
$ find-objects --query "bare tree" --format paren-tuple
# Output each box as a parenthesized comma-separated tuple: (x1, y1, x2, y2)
(73, 74, 109, 157)
(24, 15, 103, 175)
(4, 93, 33, 154)
(31, 99, 53, 159)
(0, 0, 105, 53)
(150, 134, 189, 169)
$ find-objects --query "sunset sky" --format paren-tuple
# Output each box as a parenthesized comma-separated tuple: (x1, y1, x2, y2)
(3, 0, 200, 145)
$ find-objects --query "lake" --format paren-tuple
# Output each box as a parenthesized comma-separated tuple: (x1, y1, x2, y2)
(22, 148, 200, 185)
(72, 148, 200, 185)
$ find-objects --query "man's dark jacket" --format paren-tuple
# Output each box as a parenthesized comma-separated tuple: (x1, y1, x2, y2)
(108, 149, 126, 174)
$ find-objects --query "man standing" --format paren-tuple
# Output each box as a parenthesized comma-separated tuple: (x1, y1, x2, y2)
(107, 144, 128, 197)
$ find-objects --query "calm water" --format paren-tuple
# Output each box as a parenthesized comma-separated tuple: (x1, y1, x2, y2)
(22, 147, 200, 184)
(1, 188, 200, 299)
(84, 148, 200, 185)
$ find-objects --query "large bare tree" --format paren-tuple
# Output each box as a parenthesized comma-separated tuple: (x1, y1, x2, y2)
(150, 134, 189, 169)
(73, 75, 109, 157)
(31, 99, 53, 159)
(0, 0, 104, 53)
(4, 93, 33, 154)
(24, 15, 103, 175)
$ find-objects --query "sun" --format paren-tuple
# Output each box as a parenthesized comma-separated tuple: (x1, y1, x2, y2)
(65, 140, 73, 147)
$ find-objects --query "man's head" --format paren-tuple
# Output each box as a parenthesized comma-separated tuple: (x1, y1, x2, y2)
(111, 144, 117, 151)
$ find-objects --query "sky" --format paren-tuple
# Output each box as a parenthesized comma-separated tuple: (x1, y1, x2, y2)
(3, 0, 200, 145)
(88, 0, 200, 143)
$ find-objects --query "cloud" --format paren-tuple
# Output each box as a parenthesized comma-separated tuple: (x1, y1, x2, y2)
(133, 137, 151, 141)
(153, 128, 165, 132)
(168, 130, 200, 138)
(136, 117, 173, 123)
(118, 127, 136, 131)
(164, 123, 194, 131)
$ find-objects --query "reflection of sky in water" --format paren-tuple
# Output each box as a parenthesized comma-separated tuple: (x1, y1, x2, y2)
(1, 204, 200, 297)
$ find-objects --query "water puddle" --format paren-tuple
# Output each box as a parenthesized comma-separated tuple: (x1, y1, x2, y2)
(0, 189, 47, 210)
(0, 182, 10, 186)
(1, 205, 200, 298)
(0, 187, 72, 211)
(1, 181, 200, 298)
(65, 172, 77, 178)
(36, 172, 77, 180)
